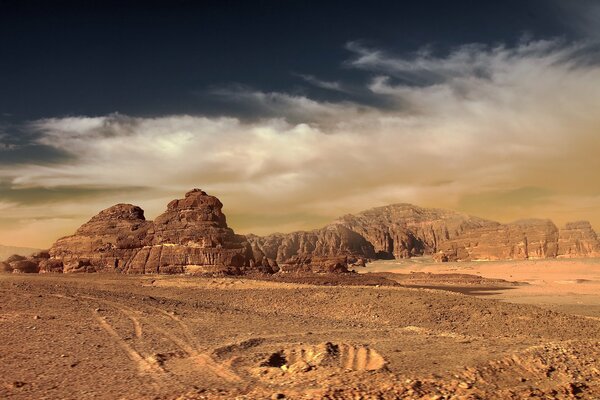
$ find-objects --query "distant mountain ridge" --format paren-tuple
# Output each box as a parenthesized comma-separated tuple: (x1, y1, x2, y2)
(0, 244, 42, 260)
(3, 196, 600, 275)
(248, 203, 600, 264)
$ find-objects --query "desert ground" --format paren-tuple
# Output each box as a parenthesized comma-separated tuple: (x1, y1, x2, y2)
(362, 258, 600, 318)
(2, 262, 600, 399)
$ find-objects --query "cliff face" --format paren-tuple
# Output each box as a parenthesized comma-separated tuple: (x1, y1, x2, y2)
(125, 189, 256, 275)
(557, 221, 600, 258)
(43, 189, 267, 275)
(4, 195, 600, 274)
(248, 224, 376, 262)
(436, 219, 560, 261)
(249, 204, 600, 264)
(335, 204, 499, 259)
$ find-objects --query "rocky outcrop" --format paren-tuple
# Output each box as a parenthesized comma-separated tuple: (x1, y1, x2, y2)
(29, 189, 273, 275)
(4, 195, 600, 273)
(124, 189, 257, 275)
(336, 204, 499, 259)
(436, 219, 560, 261)
(558, 221, 600, 258)
(250, 204, 600, 263)
(1, 253, 50, 273)
(247, 224, 375, 270)
(49, 204, 153, 273)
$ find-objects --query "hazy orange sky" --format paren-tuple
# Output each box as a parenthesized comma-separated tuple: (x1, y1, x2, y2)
(1, 2, 600, 248)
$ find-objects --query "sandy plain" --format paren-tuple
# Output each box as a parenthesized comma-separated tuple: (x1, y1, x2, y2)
(1, 260, 599, 399)
(363, 258, 600, 318)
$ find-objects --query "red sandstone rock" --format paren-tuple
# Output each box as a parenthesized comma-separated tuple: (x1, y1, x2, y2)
(49, 203, 153, 273)
(247, 224, 375, 272)
(558, 221, 600, 258)
(5, 196, 600, 273)
(336, 204, 499, 259)
(43, 189, 265, 275)
(250, 204, 599, 263)
(437, 219, 560, 261)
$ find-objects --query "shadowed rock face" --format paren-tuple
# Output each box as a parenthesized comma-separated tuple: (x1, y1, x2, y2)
(41, 189, 265, 275)
(247, 224, 375, 272)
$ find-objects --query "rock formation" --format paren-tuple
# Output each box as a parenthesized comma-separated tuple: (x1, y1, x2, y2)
(4, 194, 600, 274)
(557, 221, 600, 258)
(335, 204, 499, 259)
(436, 219, 560, 261)
(125, 189, 257, 275)
(247, 224, 375, 272)
(2, 253, 49, 273)
(49, 204, 153, 273)
(249, 204, 600, 264)
(31, 189, 273, 275)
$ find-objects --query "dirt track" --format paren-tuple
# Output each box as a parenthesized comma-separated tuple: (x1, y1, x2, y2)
(1, 273, 599, 399)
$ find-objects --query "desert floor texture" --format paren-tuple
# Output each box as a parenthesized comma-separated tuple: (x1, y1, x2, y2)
(2, 260, 600, 399)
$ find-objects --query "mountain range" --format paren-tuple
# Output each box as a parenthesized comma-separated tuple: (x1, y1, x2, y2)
(2, 190, 599, 274)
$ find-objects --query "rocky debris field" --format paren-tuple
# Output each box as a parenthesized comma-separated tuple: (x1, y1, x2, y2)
(1, 273, 599, 399)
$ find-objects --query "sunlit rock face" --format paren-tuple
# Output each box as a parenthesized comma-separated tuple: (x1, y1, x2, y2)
(436, 219, 561, 261)
(48, 203, 153, 273)
(126, 189, 257, 275)
(335, 204, 499, 259)
(44, 189, 263, 275)
(557, 221, 600, 258)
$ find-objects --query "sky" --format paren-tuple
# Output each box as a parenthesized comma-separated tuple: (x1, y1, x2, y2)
(1, 0, 600, 248)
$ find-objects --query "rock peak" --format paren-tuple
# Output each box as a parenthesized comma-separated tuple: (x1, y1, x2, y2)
(36, 189, 264, 275)
(90, 204, 146, 222)
(185, 188, 207, 197)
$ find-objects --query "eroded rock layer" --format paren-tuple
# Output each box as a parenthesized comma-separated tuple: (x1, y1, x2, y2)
(248, 204, 600, 263)
(335, 204, 500, 259)
(4, 196, 600, 273)
(42, 189, 266, 275)
(557, 221, 600, 258)
(247, 224, 375, 272)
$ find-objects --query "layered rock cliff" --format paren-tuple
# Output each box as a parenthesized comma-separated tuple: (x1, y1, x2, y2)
(3, 194, 600, 274)
(248, 204, 600, 264)
(436, 219, 560, 261)
(247, 224, 376, 273)
(39, 189, 271, 275)
(335, 204, 499, 259)
(557, 221, 600, 258)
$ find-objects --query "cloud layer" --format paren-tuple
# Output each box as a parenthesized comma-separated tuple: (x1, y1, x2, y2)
(2, 38, 600, 247)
